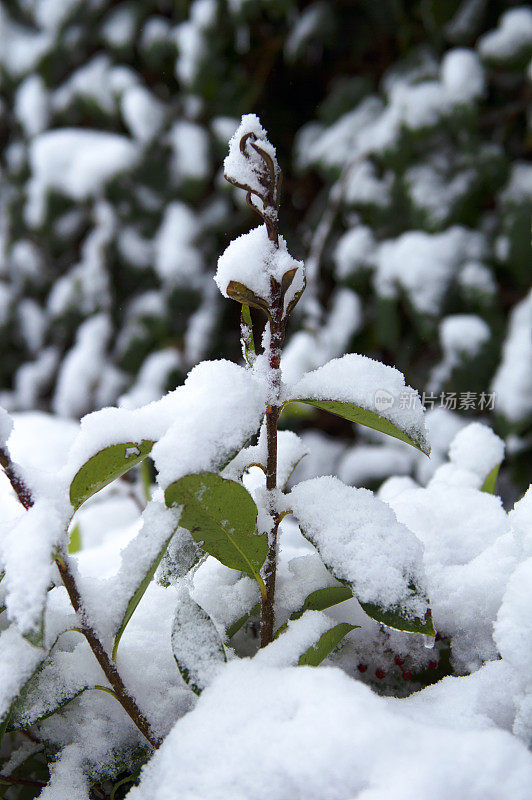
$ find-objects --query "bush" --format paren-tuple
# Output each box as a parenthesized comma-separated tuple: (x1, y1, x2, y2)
(0, 115, 531, 799)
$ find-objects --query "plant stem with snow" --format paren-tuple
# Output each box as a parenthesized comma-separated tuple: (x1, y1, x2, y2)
(0, 443, 161, 749)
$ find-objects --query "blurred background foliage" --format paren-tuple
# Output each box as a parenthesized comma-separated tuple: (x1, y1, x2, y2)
(0, 0, 530, 500)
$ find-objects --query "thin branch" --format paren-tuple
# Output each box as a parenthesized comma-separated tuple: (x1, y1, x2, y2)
(0, 445, 161, 750)
(0, 446, 33, 510)
(0, 774, 46, 788)
(55, 555, 161, 749)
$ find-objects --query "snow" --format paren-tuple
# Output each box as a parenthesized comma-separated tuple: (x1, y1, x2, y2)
(14, 75, 50, 138)
(152, 360, 266, 489)
(255, 611, 340, 666)
(448, 423, 504, 481)
(289, 476, 428, 617)
(26, 129, 139, 227)
(154, 202, 203, 285)
(495, 558, 532, 675)
(38, 744, 89, 800)
(374, 227, 485, 315)
(0, 6, 51, 78)
(129, 660, 532, 800)
(478, 7, 532, 62)
(440, 49, 485, 101)
(429, 314, 491, 390)
(491, 289, 532, 422)
(53, 314, 113, 419)
(0, 625, 45, 720)
(78, 498, 181, 643)
(223, 427, 307, 490)
(1, 500, 65, 635)
(102, 4, 136, 48)
(171, 587, 225, 692)
(344, 160, 393, 208)
(119, 350, 182, 410)
(338, 444, 414, 487)
(0, 406, 13, 447)
(168, 121, 210, 182)
(281, 290, 362, 384)
(334, 225, 376, 279)
(458, 261, 496, 296)
(121, 86, 165, 143)
(189, 558, 259, 631)
(223, 114, 278, 199)
(405, 162, 475, 226)
(387, 482, 517, 670)
(500, 162, 532, 205)
(53, 55, 116, 116)
(289, 353, 429, 454)
(215, 224, 304, 311)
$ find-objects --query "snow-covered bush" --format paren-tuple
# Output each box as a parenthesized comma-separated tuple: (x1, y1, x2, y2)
(1, 115, 531, 799)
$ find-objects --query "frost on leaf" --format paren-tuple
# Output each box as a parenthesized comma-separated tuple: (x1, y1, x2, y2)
(289, 477, 434, 635)
(171, 588, 226, 695)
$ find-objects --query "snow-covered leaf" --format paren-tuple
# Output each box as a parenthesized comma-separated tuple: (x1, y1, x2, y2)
(358, 598, 435, 636)
(112, 528, 176, 660)
(290, 477, 435, 637)
(165, 473, 267, 593)
(69, 440, 154, 510)
(275, 586, 352, 638)
(286, 354, 430, 455)
(291, 586, 352, 620)
(298, 622, 357, 666)
(226, 280, 271, 316)
(171, 590, 226, 695)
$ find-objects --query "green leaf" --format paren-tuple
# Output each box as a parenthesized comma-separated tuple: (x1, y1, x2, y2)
(226, 280, 271, 318)
(171, 594, 226, 695)
(298, 623, 357, 666)
(165, 473, 267, 594)
(292, 586, 352, 618)
(240, 305, 256, 367)
(275, 586, 352, 637)
(226, 601, 261, 639)
(70, 440, 154, 510)
(481, 464, 500, 494)
(284, 400, 429, 455)
(112, 529, 177, 661)
(68, 523, 82, 554)
(359, 599, 436, 636)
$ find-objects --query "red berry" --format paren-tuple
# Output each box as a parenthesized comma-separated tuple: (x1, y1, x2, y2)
(357, 663, 368, 673)
(394, 655, 405, 666)
(402, 671, 412, 681)
(375, 668, 386, 680)
(428, 660, 437, 670)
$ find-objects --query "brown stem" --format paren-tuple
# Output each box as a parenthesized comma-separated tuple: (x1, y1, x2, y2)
(0, 444, 161, 749)
(260, 284, 285, 648)
(0, 446, 33, 510)
(0, 774, 46, 788)
(55, 556, 161, 749)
